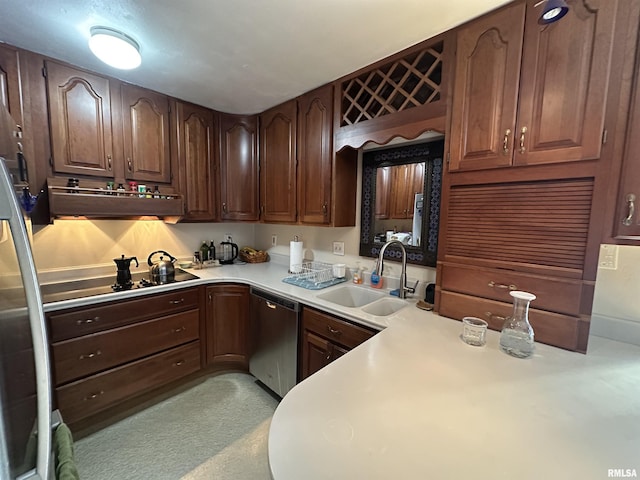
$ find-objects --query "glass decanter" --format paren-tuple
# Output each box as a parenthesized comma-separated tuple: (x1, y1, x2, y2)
(499, 291, 536, 358)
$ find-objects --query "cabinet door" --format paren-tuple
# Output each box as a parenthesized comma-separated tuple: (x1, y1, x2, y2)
(45, 61, 115, 177)
(449, 3, 526, 171)
(178, 102, 217, 221)
(301, 331, 348, 380)
(297, 85, 333, 224)
(375, 166, 392, 219)
(205, 285, 249, 367)
(219, 114, 259, 221)
(260, 100, 297, 223)
(121, 84, 171, 184)
(0, 45, 22, 127)
(614, 55, 640, 239)
(390, 164, 411, 219)
(514, 0, 616, 166)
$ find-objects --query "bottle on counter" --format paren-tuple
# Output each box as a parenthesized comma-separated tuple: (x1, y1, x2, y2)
(117, 183, 126, 196)
(500, 291, 536, 358)
(153, 185, 161, 198)
(208, 240, 216, 262)
(193, 251, 202, 269)
(370, 259, 384, 289)
(200, 241, 209, 263)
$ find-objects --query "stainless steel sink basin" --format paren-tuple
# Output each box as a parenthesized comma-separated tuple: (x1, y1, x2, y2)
(316, 285, 386, 308)
(361, 298, 408, 316)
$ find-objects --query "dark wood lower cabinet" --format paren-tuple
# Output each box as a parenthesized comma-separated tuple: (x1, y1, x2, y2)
(205, 284, 249, 368)
(47, 287, 202, 426)
(300, 306, 376, 380)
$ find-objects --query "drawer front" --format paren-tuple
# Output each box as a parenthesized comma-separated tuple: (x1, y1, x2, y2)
(303, 307, 375, 350)
(56, 341, 200, 424)
(440, 263, 582, 316)
(52, 309, 199, 385)
(48, 287, 199, 342)
(439, 290, 580, 351)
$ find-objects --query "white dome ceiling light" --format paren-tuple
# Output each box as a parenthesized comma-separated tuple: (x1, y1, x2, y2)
(89, 26, 141, 70)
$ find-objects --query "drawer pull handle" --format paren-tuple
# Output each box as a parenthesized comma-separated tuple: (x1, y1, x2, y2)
(266, 301, 277, 310)
(79, 350, 101, 360)
(76, 316, 100, 325)
(485, 311, 506, 322)
(84, 390, 104, 401)
(488, 281, 517, 291)
(173, 360, 185, 367)
(502, 129, 512, 155)
(127, 157, 132, 172)
(519, 126, 527, 154)
(327, 325, 342, 336)
(623, 193, 636, 226)
(169, 298, 185, 305)
(171, 326, 186, 333)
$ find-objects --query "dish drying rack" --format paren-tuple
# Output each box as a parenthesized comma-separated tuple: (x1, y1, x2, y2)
(282, 261, 347, 290)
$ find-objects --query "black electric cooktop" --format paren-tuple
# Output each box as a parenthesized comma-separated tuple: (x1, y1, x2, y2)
(40, 269, 199, 304)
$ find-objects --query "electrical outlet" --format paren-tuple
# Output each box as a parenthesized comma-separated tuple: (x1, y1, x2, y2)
(333, 241, 345, 256)
(599, 244, 618, 270)
(224, 233, 232, 243)
(271, 234, 277, 247)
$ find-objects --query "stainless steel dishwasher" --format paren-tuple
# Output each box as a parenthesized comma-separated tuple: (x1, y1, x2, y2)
(249, 287, 299, 398)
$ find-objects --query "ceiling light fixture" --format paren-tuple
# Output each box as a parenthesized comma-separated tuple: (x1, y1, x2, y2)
(535, 0, 569, 25)
(89, 26, 141, 70)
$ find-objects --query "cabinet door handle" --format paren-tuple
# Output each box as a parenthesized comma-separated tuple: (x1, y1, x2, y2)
(327, 325, 342, 336)
(222, 202, 228, 214)
(76, 316, 100, 325)
(485, 311, 506, 322)
(503, 129, 512, 155)
(322, 203, 328, 216)
(171, 326, 186, 333)
(173, 360, 185, 367)
(488, 281, 517, 291)
(127, 157, 133, 172)
(169, 298, 185, 305)
(519, 127, 527, 154)
(622, 193, 636, 226)
(84, 390, 104, 401)
(107, 154, 112, 171)
(79, 350, 101, 360)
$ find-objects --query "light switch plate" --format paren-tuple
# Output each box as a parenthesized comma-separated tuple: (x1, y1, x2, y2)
(271, 234, 277, 247)
(333, 241, 345, 256)
(599, 244, 618, 270)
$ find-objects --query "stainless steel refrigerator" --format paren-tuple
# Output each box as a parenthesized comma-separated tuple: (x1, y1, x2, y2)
(0, 155, 57, 479)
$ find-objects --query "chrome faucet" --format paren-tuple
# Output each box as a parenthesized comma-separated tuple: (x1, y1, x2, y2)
(377, 240, 416, 299)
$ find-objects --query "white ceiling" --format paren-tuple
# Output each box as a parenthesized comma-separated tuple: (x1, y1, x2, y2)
(0, 0, 511, 114)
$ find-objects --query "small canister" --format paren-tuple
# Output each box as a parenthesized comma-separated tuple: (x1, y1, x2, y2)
(138, 184, 147, 198)
(106, 181, 114, 195)
(128, 181, 138, 196)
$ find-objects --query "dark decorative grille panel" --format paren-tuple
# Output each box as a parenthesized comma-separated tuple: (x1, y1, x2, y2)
(340, 42, 443, 127)
(446, 179, 594, 271)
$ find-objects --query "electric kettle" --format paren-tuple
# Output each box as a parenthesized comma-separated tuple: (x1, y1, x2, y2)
(113, 255, 138, 287)
(147, 250, 177, 283)
(219, 241, 238, 264)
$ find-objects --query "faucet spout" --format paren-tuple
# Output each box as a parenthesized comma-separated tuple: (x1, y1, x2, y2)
(377, 240, 414, 299)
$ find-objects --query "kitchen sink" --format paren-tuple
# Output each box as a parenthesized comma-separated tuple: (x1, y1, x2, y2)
(316, 285, 386, 308)
(361, 298, 408, 317)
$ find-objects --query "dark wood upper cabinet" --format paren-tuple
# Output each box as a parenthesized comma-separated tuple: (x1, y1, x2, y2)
(0, 44, 23, 127)
(297, 84, 334, 225)
(177, 101, 218, 222)
(375, 166, 391, 220)
(121, 84, 172, 184)
(219, 113, 259, 221)
(450, 0, 615, 171)
(45, 61, 115, 178)
(260, 99, 297, 223)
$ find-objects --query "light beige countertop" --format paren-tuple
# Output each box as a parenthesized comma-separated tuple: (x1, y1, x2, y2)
(40, 258, 640, 479)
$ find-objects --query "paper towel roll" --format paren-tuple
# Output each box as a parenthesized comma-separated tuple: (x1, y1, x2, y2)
(289, 240, 303, 273)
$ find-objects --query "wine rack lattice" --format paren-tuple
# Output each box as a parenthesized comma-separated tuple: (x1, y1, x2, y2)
(340, 42, 443, 127)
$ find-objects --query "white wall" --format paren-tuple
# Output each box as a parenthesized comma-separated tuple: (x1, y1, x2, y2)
(31, 220, 255, 275)
(591, 244, 640, 345)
